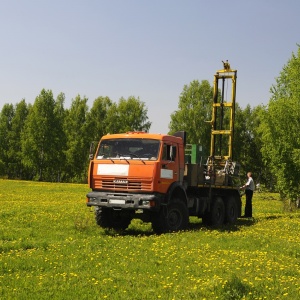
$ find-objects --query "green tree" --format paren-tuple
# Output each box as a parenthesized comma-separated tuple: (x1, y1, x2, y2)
(260, 45, 300, 200)
(64, 95, 90, 182)
(105, 102, 119, 133)
(9, 100, 29, 178)
(53, 93, 67, 181)
(106, 96, 151, 133)
(87, 96, 113, 141)
(169, 80, 213, 156)
(21, 89, 64, 181)
(233, 104, 265, 181)
(0, 104, 14, 176)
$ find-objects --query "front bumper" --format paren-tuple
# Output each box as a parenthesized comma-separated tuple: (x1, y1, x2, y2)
(86, 191, 163, 211)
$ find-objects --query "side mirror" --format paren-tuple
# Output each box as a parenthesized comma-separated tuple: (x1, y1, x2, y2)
(89, 142, 95, 160)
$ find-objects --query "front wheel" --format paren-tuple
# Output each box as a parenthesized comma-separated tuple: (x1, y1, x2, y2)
(95, 207, 132, 230)
(152, 199, 189, 234)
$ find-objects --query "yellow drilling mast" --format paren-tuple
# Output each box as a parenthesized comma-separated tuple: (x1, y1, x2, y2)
(207, 61, 237, 177)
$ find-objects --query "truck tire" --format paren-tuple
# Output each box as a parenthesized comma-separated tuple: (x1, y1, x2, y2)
(95, 207, 131, 230)
(202, 196, 225, 226)
(152, 199, 189, 234)
(225, 196, 238, 224)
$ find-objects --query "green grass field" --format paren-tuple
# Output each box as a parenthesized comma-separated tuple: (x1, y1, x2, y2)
(0, 180, 299, 299)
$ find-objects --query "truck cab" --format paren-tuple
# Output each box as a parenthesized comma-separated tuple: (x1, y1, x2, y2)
(86, 131, 189, 233)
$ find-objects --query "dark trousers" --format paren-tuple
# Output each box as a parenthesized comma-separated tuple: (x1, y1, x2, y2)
(245, 189, 253, 217)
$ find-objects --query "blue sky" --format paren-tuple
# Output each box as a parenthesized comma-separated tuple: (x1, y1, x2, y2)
(0, 0, 299, 134)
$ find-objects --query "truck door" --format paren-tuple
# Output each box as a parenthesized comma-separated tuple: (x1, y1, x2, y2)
(159, 143, 179, 191)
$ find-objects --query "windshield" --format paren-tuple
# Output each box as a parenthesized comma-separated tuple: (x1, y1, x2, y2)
(96, 138, 160, 161)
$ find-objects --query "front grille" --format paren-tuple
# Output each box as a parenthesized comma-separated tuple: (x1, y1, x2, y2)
(94, 177, 152, 191)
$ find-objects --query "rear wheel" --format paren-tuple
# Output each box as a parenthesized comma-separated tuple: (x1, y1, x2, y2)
(202, 196, 225, 226)
(95, 207, 132, 230)
(152, 199, 189, 234)
(225, 196, 238, 224)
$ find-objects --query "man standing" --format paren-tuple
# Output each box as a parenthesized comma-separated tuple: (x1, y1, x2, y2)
(240, 172, 255, 218)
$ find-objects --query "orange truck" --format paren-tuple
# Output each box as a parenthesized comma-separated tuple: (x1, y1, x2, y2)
(86, 63, 241, 233)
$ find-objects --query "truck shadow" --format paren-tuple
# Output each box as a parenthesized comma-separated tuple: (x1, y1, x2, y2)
(101, 213, 300, 236)
(102, 218, 257, 237)
(188, 217, 256, 233)
(103, 227, 154, 237)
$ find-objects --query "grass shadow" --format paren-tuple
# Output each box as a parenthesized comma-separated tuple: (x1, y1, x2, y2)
(189, 217, 257, 233)
(102, 228, 159, 237)
(101, 221, 155, 237)
(110, 212, 300, 236)
(102, 217, 258, 237)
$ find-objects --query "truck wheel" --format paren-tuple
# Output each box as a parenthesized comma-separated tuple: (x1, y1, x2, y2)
(152, 199, 189, 234)
(202, 197, 225, 226)
(95, 207, 131, 230)
(225, 196, 238, 224)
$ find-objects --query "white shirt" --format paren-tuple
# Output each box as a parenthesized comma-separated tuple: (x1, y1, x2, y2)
(245, 176, 255, 191)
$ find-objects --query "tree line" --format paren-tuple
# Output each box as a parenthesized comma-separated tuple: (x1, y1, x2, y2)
(0, 45, 299, 202)
(0, 93, 151, 182)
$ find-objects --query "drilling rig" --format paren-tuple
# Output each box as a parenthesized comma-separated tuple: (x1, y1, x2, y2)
(86, 62, 241, 233)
